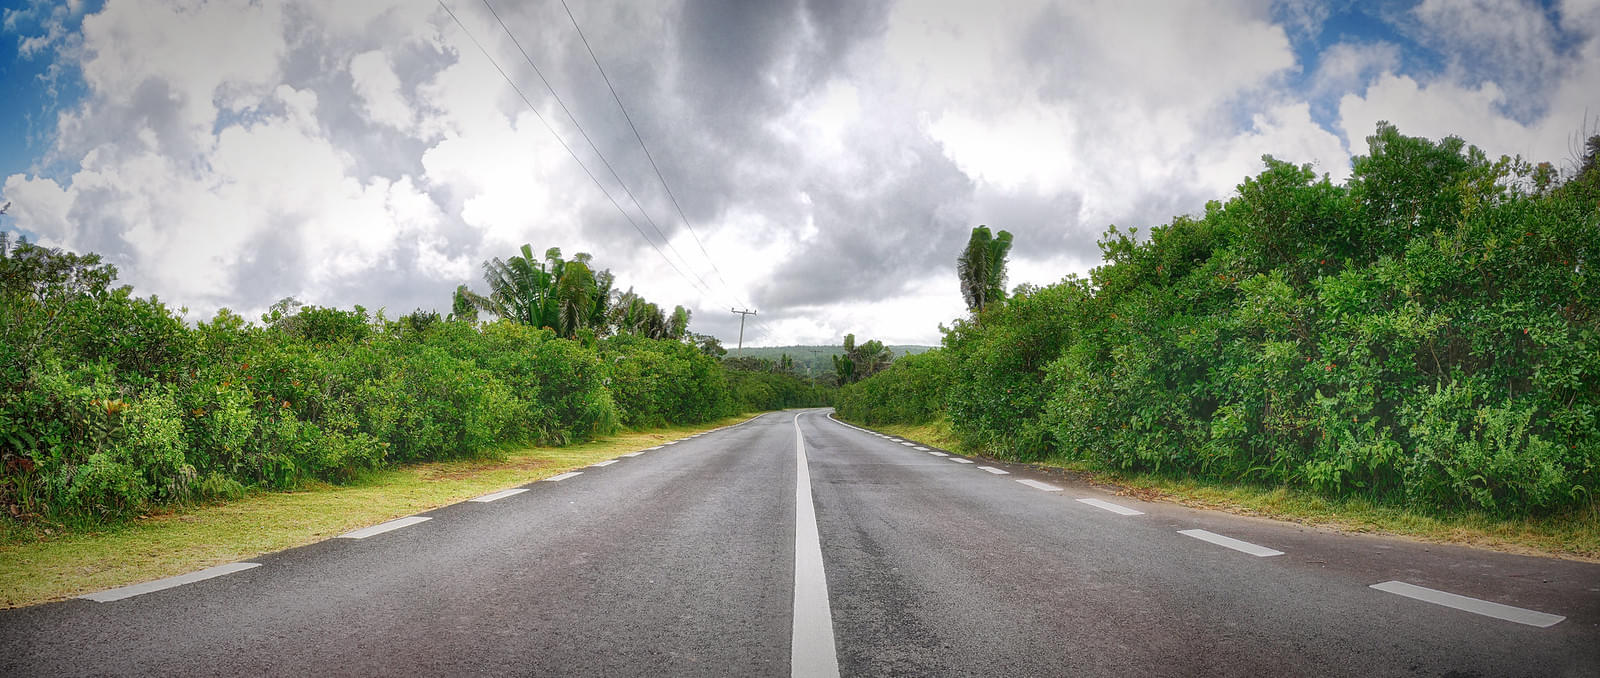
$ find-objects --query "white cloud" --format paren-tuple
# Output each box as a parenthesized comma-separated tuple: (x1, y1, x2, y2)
(350, 50, 415, 132)
(3, 0, 1594, 346)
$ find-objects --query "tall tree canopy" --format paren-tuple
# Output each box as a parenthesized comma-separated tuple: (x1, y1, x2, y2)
(465, 245, 611, 338)
(833, 333, 893, 385)
(957, 225, 1013, 313)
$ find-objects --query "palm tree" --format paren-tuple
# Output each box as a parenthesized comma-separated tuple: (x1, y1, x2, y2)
(467, 244, 610, 338)
(957, 225, 1013, 313)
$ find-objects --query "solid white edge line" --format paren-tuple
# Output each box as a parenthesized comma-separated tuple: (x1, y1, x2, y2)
(544, 471, 583, 482)
(469, 488, 529, 503)
(1077, 497, 1144, 516)
(949, 458, 975, 464)
(1015, 479, 1062, 491)
(1370, 581, 1565, 627)
(1178, 529, 1283, 557)
(792, 412, 842, 678)
(338, 516, 431, 539)
(977, 466, 1010, 475)
(80, 562, 261, 603)
(591, 459, 619, 467)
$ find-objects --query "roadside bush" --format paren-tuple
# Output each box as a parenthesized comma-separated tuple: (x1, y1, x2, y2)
(843, 123, 1599, 516)
(834, 350, 951, 425)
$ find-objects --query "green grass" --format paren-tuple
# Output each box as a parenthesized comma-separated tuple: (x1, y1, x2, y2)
(0, 416, 754, 608)
(859, 418, 1600, 562)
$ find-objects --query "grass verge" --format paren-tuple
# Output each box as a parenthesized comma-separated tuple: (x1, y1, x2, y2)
(862, 419, 1600, 563)
(0, 416, 753, 608)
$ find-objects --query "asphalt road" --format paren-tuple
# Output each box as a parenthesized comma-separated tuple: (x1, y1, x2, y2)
(2, 409, 1596, 676)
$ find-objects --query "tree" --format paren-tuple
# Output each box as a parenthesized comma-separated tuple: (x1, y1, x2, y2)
(957, 225, 1013, 313)
(691, 333, 726, 358)
(450, 284, 478, 322)
(668, 305, 691, 341)
(465, 244, 610, 338)
(833, 333, 892, 385)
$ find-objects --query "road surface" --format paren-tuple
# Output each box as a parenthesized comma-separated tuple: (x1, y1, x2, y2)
(3, 409, 1596, 676)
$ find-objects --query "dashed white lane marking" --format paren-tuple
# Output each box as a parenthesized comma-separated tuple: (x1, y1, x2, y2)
(622, 451, 646, 457)
(665, 441, 680, 445)
(791, 413, 842, 678)
(80, 562, 261, 603)
(645, 446, 663, 450)
(1077, 498, 1144, 516)
(591, 459, 619, 467)
(1369, 581, 1565, 628)
(899, 442, 916, 447)
(470, 488, 529, 503)
(927, 451, 950, 457)
(1015, 479, 1062, 491)
(949, 458, 975, 464)
(1178, 529, 1283, 557)
(978, 466, 1010, 475)
(338, 516, 431, 539)
(889, 438, 905, 442)
(544, 471, 583, 482)
(913, 446, 929, 451)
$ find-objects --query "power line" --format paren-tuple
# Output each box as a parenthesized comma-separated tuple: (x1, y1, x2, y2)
(477, 0, 723, 301)
(434, 0, 717, 303)
(557, 1, 786, 345)
(557, 0, 754, 311)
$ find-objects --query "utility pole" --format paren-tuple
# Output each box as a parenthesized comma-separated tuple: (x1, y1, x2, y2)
(806, 348, 823, 387)
(731, 308, 757, 357)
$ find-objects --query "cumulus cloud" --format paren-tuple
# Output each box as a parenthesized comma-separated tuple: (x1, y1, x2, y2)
(1, 0, 1594, 345)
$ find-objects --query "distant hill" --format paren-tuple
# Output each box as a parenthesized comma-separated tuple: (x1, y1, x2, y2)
(730, 344, 934, 377)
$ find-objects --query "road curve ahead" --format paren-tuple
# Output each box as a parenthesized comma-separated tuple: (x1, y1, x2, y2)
(2, 409, 1596, 676)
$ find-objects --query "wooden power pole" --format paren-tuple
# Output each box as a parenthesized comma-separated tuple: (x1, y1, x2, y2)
(731, 308, 757, 357)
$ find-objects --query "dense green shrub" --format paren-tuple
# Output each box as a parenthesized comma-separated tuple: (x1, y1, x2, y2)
(0, 237, 797, 522)
(601, 334, 726, 428)
(840, 124, 1599, 515)
(834, 350, 951, 425)
(723, 369, 830, 413)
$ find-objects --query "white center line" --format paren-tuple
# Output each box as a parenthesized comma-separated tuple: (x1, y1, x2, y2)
(1370, 581, 1565, 627)
(591, 459, 619, 467)
(913, 446, 929, 451)
(1178, 529, 1283, 557)
(1015, 479, 1062, 491)
(927, 451, 950, 457)
(470, 488, 529, 503)
(544, 471, 583, 482)
(80, 562, 261, 603)
(949, 458, 975, 464)
(1077, 497, 1144, 516)
(791, 413, 841, 678)
(977, 466, 1010, 475)
(338, 516, 431, 539)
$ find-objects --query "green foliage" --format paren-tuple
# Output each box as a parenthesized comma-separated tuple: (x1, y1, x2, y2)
(841, 123, 1600, 516)
(832, 333, 893, 385)
(834, 350, 951, 425)
(0, 237, 812, 523)
(957, 225, 1013, 312)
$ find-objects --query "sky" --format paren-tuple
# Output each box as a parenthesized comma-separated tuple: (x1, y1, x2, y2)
(1, 0, 1597, 347)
